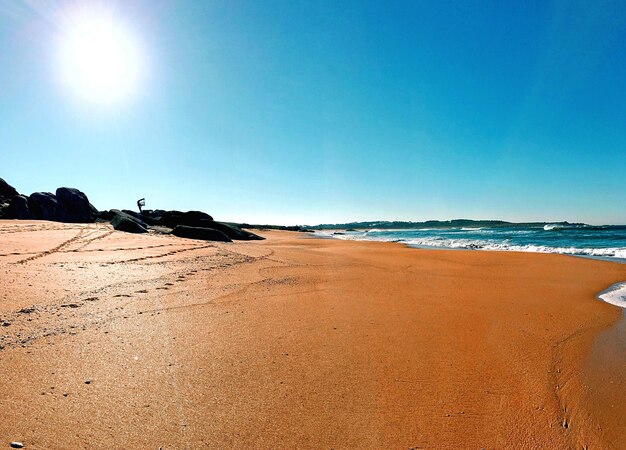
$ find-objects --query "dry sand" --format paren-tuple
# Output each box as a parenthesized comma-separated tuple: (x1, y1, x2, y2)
(0, 220, 624, 449)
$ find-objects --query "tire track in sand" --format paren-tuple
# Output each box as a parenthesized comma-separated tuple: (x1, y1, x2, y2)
(15, 228, 88, 264)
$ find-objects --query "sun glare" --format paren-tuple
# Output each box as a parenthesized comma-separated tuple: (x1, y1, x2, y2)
(57, 9, 143, 105)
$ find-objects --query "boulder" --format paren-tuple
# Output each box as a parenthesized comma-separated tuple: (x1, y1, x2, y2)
(5, 195, 35, 219)
(28, 192, 58, 221)
(120, 209, 160, 226)
(159, 210, 214, 228)
(0, 178, 18, 199)
(139, 209, 167, 225)
(109, 209, 148, 234)
(54, 187, 97, 223)
(171, 225, 231, 242)
(205, 221, 264, 241)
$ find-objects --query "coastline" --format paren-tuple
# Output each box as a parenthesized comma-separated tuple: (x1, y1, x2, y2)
(310, 230, 626, 307)
(1, 221, 625, 448)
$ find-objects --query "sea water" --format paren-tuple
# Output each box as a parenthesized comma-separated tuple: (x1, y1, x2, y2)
(316, 224, 626, 261)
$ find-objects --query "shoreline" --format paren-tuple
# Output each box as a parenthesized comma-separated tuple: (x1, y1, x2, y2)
(1, 222, 625, 448)
(596, 282, 626, 309)
(310, 228, 626, 265)
(309, 231, 626, 306)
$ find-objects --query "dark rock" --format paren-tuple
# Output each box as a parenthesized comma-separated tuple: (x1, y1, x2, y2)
(96, 210, 116, 221)
(119, 209, 158, 227)
(0, 177, 18, 199)
(28, 192, 58, 221)
(6, 195, 35, 219)
(54, 187, 97, 223)
(109, 209, 147, 234)
(140, 209, 167, 225)
(121, 209, 143, 220)
(205, 221, 264, 241)
(159, 210, 214, 228)
(171, 225, 232, 242)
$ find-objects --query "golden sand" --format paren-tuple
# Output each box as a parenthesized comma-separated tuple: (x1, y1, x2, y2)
(1, 221, 624, 448)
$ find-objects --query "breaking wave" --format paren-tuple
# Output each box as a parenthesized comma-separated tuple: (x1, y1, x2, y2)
(314, 225, 626, 261)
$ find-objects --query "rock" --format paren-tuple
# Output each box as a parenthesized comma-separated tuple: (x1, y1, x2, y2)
(0, 178, 18, 199)
(159, 210, 214, 228)
(171, 225, 232, 242)
(54, 187, 97, 223)
(5, 195, 35, 219)
(28, 192, 58, 221)
(10, 442, 24, 449)
(96, 210, 116, 221)
(84, 379, 92, 384)
(119, 209, 158, 226)
(204, 221, 264, 241)
(109, 210, 148, 234)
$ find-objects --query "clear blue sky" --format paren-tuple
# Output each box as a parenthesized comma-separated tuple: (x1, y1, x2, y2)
(1, 1, 625, 225)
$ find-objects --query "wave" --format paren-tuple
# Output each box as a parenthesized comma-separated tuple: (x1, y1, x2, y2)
(597, 282, 626, 309)
(404, 238, 626, 258)
(316, 231, 626, 259)
(543, 224, 626, 232)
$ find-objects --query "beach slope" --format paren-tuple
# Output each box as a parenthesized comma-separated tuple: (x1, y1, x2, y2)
(1, 221, 624, 448)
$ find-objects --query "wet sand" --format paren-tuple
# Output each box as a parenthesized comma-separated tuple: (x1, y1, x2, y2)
(1, 220, 624, 449)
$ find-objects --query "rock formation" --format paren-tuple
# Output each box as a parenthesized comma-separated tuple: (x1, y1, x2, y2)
(171, 225, 231, 242)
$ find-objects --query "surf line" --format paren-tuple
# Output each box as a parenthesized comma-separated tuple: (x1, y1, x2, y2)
(597, 282, 626, 309)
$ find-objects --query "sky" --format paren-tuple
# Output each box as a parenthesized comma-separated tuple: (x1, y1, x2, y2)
(1, 0, 625, 225)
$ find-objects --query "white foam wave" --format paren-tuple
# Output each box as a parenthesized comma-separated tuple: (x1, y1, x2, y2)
(403, 237, 626, 258)
(597, 282, 626, 309)
(318, 232, 626, 259)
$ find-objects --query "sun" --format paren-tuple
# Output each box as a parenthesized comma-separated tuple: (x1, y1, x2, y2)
(57, 9, 143, 105)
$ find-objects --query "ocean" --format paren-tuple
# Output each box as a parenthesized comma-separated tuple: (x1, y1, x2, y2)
(315, 224, 626, 262)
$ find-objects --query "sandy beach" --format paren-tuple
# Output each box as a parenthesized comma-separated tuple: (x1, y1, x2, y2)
(1, 220, 624, 449)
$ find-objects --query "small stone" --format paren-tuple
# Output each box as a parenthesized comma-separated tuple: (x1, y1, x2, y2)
(1, 321, 10, 327)
(84, 379, 92, 384)
(10, 442, 24, 449)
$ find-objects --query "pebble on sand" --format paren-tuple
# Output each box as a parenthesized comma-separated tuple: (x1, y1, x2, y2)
(10, 442, 24, 449)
